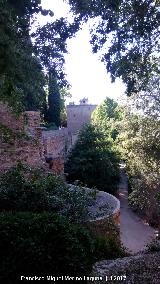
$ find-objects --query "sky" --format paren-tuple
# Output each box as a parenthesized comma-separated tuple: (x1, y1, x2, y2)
(40, 0, 126, 105)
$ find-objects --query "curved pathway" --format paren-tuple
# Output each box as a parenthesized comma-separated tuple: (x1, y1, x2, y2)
(118, 163, 156, 254)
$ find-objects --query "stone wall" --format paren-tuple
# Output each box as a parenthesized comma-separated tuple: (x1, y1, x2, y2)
(42, 129, 67, 157)
(0, 102, 41, 134)
(0, 104, 44, 171)
(0, 102, 24, 131)
(0, 103, 66, 174)
(24, 111, 41, 136)
(42, 129, 67, 174)
(85, 189, 120, 239)
(0, 101, 100, 173)
(0, 138, 43, 171)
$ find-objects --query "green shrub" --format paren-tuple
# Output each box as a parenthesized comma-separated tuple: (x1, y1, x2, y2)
(128, 178, 151, 212)
(0, 212, 129, 283)
(0, 164, 90, 223)
(93, 235, 129, 261)
(0, 164, 127, 283)
(65, 124, 120, 195)
(118, 113, 160, 224)
(0, 164, 61, 213)
(0, 212, 95, 283)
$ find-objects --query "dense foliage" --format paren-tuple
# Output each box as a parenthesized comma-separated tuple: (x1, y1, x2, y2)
(93, 235, 128, 261)
(91, 95, 160, 227)
(129, 72, 160, 119)
(45, 70, 61, 127)
(67, 0, 160, 95)
(1, 0, 159, 119)
(0, 212, 94, 283)
(118, 111, 160, 225)
(92, 97, 123, 140)
(0, 164, 127, 282)
(65, 124, 120, 194)
(45, 85, 72, 127)
(0, 0, 78, 114)
(0, 164, 91, 223)
(0, 0, 44, 112)
(0, 212, 128, 283)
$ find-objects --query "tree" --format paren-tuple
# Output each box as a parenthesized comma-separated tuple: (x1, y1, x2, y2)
(0, 0, 78, 113)
(67, 0, 160, 96)
(44, 74, 72, 127)
(118, 109, 160, 225)
(65, 124, 120, 194)
(46, 70, 61, 127)
(92, 97, 123, 140)
(128, 68, 160, 118)
(0, 0, 48, 112)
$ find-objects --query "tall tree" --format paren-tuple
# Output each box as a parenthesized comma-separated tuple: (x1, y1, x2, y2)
(46, 70, 61, 127)
(0, 0, 79, 112)
(65, 124, 120, 194)
(0, 0, 48, 112)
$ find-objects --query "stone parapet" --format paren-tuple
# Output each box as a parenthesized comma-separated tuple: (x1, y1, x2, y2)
(69, 186, 120, 239)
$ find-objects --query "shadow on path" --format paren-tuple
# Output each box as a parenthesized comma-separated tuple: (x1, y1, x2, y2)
(118, 163, 156, 254)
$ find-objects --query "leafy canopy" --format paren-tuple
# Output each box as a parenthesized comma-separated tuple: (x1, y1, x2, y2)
(67, 0, 160, 95)
(0, 0, 78, 112)
(92, 97, 123, 141)
(117, 105, 160, 224)
(65, 124, 120, 194)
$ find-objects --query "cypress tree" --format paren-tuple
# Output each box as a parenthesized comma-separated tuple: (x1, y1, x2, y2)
(47, 70, 61, 127)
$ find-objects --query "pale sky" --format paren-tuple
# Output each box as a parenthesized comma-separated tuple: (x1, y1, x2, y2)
(40, 0, 126, 105)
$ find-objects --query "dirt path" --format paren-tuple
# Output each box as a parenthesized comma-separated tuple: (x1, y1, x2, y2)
(118, 164, 156, 254)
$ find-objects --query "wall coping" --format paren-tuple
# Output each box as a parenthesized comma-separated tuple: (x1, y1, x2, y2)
(87, 189, 120, 222)
(68, 185, 120, 222)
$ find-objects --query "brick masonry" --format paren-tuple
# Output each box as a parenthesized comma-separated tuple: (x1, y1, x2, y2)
(0, 101, 99, 174)
(0, 103, 66, 174)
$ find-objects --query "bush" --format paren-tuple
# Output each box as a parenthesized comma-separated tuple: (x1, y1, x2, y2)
(93, 235, 129, 261)
(0, 212, 95, 283)
(128, 178, 151, 212)
(0, 164, 90, 223)
(0, 163, 63, 213)
(65, 124, 120, 195)
(0, 165, 127, 282)
(0, 212, 128, 283)
(118, 113, 160, 225)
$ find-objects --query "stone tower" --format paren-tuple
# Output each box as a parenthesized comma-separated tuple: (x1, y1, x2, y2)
(67, 98, 97, 137)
